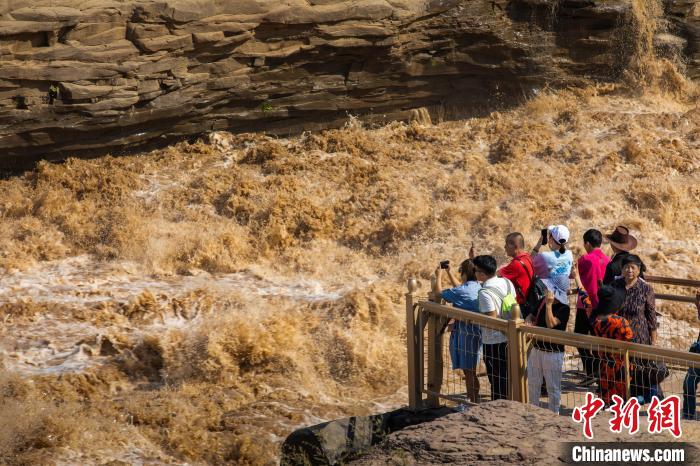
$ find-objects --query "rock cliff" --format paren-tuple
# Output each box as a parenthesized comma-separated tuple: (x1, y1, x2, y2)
(349, 400, 700, 465)
(0, 0, 697, 164)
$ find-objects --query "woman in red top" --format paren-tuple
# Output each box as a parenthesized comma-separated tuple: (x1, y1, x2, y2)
(592, 285, 634, 406)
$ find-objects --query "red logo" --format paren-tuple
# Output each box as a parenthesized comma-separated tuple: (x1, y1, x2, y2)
(648, 395, 682, 438)
(573, 393, 683, 439)
(572, 392, 605, 439)
(608, 395, 640, 435)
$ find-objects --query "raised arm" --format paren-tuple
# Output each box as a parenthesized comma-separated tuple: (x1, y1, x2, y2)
(432, 266, 443, 299)
(447, 268, 460, 287)
(531, 235, 542, 256)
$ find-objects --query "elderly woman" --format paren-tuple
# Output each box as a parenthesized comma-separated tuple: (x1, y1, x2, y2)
(611, 254, 657, 345)
(612, 254, 661, 402)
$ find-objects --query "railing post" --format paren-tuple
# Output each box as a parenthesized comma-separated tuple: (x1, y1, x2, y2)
(520, 328, 529, 403)
(426, 314, 446, 408)
(624, 348, 631, 400)
(508, 304, 526, 403)
(406, 278, 421, 411)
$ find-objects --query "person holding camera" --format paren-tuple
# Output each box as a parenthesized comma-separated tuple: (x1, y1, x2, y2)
(682, 292, 700, 419)
(531, 225, 573, 307)
(432, 259, 482, 403)
(530, 225, 573, 396)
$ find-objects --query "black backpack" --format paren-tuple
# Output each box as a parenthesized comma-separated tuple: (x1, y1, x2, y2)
(516, 259, 548, 320)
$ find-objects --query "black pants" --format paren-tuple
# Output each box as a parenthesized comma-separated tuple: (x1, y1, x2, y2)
(483, 342, 508, 400)
(574, 308, 595, 377)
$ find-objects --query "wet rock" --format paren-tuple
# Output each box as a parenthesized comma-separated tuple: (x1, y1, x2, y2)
(99, 336, 120, 356)
(280, 406, 455, 466)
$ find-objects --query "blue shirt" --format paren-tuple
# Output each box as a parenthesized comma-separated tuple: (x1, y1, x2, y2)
(442, 281, 481, 312)
(534, 250, 573, 304)
(534, 250, 573, 278)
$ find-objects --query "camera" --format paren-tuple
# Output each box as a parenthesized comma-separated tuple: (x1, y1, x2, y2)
(541, 228, 548, 245)
(440, 260, 450, 269)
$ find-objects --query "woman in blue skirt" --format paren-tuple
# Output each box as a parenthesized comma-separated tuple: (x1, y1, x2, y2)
(433, 259, 482, 403)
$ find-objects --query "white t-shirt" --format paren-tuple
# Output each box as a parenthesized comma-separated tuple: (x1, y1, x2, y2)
(478, 276, 514, 345)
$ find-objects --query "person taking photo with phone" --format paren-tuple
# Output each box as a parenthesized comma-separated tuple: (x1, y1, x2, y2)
(531, 225, 574, 307)
(432, 259, 483, 403)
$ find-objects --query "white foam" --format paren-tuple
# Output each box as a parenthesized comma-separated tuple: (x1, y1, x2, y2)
(0, 256, 350, 375)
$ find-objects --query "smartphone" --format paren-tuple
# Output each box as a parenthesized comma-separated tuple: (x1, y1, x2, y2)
(440, 260, 450, 269)
(541, 228, 548, 245)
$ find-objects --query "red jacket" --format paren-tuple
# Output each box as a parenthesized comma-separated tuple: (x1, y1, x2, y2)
(498, 253, 533, 305)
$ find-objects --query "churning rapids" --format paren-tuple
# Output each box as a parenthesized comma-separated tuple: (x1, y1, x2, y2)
(1, 3, 700, 465)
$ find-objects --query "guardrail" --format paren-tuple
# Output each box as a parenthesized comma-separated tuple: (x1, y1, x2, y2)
(406, 277, 700, 412)
(646, 275, 700, 304)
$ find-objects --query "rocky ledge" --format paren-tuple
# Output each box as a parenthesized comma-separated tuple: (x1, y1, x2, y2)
(349, 400, 700, 465)
(0, 0, 698, 165)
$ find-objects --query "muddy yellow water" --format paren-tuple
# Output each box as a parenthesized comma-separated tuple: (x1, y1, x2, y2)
(1, 2, 700, 463)
(0, 83, 698, 465)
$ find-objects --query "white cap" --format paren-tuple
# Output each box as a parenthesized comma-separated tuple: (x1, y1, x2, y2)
(548, 225, 570, 244)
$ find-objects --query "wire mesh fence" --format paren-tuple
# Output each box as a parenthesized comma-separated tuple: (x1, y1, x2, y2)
(407, 280, 700, 422)
(644, 275, 699, 353)
(434, 312, 508, 405)
(523, 328, 700, 423)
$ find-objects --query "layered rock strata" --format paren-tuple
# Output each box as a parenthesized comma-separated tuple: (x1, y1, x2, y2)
(0, 0, 697, 164)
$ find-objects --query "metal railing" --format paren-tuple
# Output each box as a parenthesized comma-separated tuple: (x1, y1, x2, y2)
(646, 275, 700, 304)
(406, 276, 700, 412)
